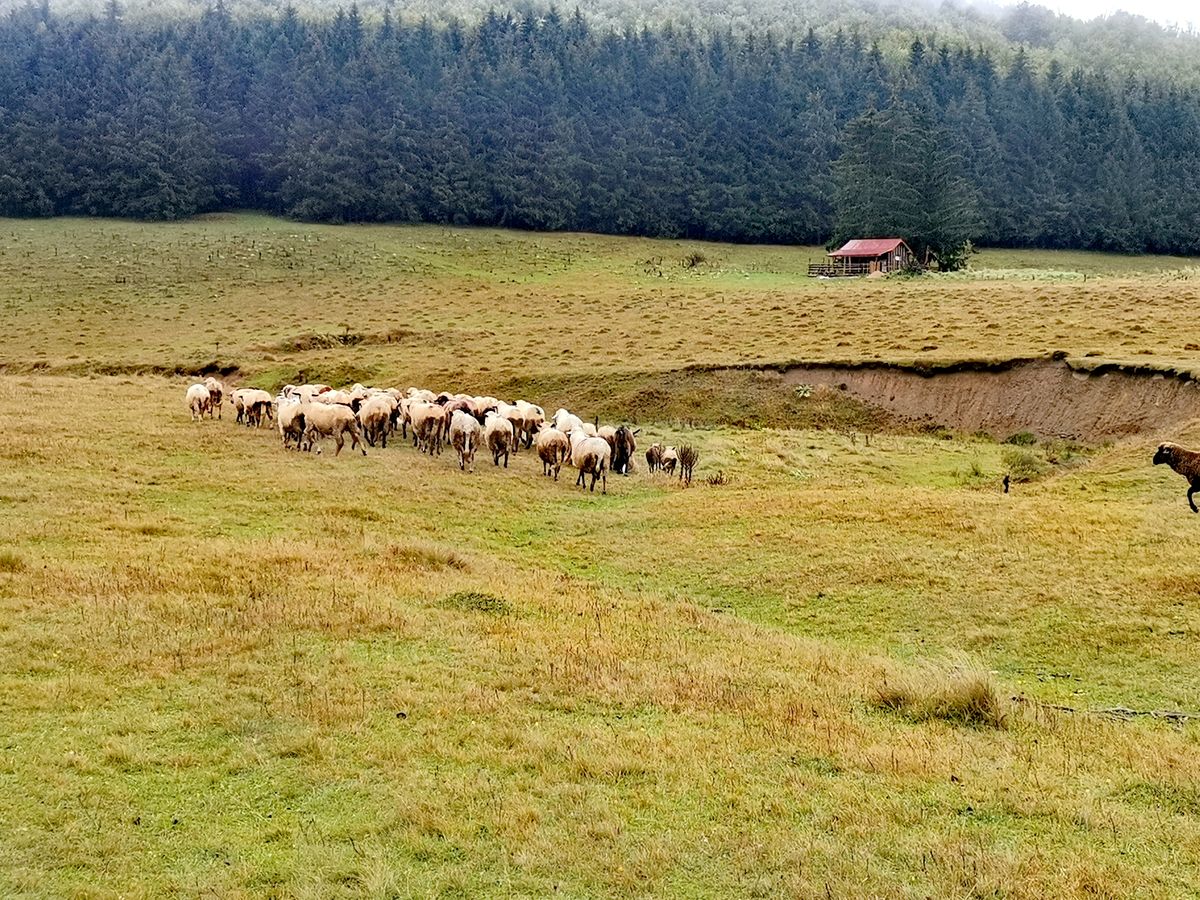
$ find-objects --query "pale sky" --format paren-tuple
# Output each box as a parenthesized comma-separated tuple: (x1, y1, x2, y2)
(1019, 0, 1196, 30)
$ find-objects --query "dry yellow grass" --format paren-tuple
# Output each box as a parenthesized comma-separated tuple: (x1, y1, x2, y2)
(3, 373, 1200, 896)
(2, 215, 1200, 390)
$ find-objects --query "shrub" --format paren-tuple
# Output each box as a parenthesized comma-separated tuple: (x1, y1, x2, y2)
(873, 662, 1007, 728)
(1002, 447, 1050, 482)
(441, 591, 509, 615)
(0, 550, 24, 573)
(1004, 431, 1037, 446)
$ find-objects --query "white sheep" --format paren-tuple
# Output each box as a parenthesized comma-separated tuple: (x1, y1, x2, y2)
(449, 410, 482, 472)
(570, 430, 611, 494)
(240, 389, 275, 428)
(185, 383, 211, 421)
(277, 400, 307, 450)
(302, 403, 366, 457)
(358, 395, 395, 449)
(203, 377, 225, 419)
(410, 402, 447, 456)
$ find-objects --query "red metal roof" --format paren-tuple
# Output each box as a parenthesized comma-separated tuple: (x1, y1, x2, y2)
(829, 238, 907, 258)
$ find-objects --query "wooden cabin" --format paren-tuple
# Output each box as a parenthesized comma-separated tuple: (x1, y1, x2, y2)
(808, 238, 914, 277)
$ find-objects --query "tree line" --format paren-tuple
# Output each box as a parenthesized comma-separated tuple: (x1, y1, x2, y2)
(1, 2, 1198, 254)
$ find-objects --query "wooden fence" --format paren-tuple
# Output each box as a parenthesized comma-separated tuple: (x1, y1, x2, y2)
(807, 262, 873, 277)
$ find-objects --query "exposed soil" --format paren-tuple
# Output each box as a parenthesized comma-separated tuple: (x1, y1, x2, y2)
(776, 358, 1200, 442)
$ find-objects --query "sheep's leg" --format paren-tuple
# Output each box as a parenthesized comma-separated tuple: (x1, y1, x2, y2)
(1189, 482, 1199, 513)
(335, 433, 344, 457)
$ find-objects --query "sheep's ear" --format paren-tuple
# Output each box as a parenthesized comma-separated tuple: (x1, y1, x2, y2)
(633, 428, 641, 435)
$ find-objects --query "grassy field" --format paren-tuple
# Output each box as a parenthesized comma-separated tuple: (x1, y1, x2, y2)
(3, 214, 1200, 388)
(3, 216, 1200, 897)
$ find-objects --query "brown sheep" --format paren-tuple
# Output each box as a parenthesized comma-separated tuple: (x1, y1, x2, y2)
(484, 412, 514, 468)
(645, 443, 663, 473)
(1153, 442, 1200, 512)
(535, 426, 570, 480)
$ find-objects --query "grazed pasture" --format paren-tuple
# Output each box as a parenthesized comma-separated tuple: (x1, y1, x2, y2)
(3, 216, 1200, 897)
(2, 214, 1200, 387)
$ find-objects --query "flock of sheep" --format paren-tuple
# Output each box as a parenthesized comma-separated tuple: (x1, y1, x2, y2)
(184, 377, 697, 493)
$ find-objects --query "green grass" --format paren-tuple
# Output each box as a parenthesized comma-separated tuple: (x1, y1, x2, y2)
(4, 217, 1200, 896)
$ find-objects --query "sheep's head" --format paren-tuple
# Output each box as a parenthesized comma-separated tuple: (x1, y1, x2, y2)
(1154, 442, 1176, 466)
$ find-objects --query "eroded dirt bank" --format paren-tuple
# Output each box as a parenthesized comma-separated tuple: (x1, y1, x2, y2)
(776, 358, 1200, 441)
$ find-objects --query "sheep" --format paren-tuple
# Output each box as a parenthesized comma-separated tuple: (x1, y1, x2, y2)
(645, 442, 663, 473)
(470, 396, 500, 424)
(277, 400, 307, 450)
(677, 444, 699, 484)
(535, 426, 570, 480)
(449, 410, 482, 472)
(410, 402, 447, 455)
(203, 377, 224, 419)
(240, 389, 275, 428)
(231, 388, 247, 424)
(661, 446, 678, 476)
(612, 425, 639, 475)
(185, 383, 211, 421)
(484, 411, 514, 468)
(495, 402, 526, 453)
(1153, 442, 1200, 512)
(571, 434, 611, 494)
(513, 401, 545, 448)
(552, 408, 584, 437)
(358, 395, 395, 448)
(302, 402, 366, 457)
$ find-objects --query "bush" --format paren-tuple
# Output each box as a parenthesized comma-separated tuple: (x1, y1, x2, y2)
(873, 662, 1007, 728)
(440, 591, 509, 615)
(1002, 447, 1050, 482)
(1004, 431, 1037, 446)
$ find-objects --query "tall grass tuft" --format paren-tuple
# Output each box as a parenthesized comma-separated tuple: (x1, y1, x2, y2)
(873, 661, 1007, 729)
(0, 550, 25, 573)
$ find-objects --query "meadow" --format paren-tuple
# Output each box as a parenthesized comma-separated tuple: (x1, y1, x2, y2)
(3, 215, 1200, 897)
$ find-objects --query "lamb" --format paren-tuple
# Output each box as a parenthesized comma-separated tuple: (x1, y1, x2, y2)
(449, 410, 482, 472)
(661, 446, 678, 476)
(571, 433, 611, 494)
(535, 426, 570, 480)
(277, 400, 307, 450)
(1153, 442, 1200, 512)
(484, 412, 514, 468)
(203, 377, 224, 419)
(645, 442, 663, 473)
(185, 383, 211, 421)
(358, 395, 395, 448)
(302, 402, 366, 457)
